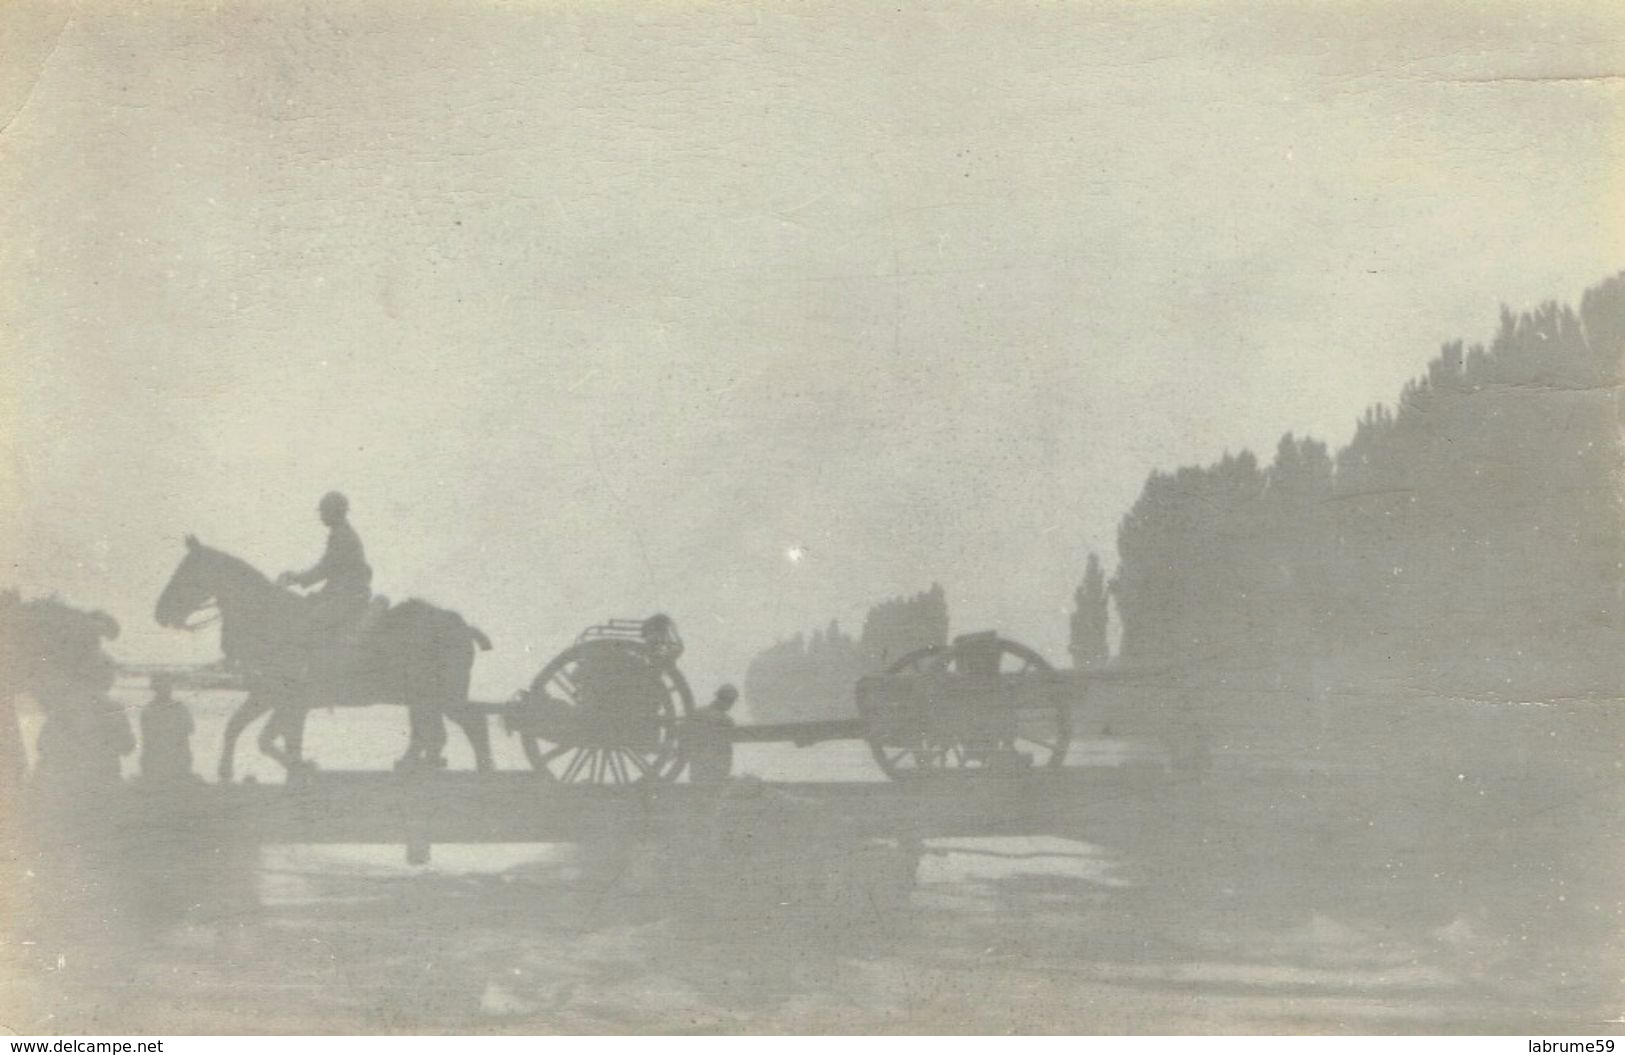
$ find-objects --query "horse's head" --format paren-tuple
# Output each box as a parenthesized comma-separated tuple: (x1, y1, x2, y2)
(155, 534, 216, 630)
(5, 594, 122, 701)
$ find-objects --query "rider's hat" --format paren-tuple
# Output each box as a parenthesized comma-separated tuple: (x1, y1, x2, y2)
(319, 491, 350, 517)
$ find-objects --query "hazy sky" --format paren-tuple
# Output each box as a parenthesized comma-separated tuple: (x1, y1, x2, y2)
(3, 0, 1622, 700)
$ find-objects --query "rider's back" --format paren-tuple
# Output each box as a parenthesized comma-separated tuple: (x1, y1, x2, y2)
(317, 520, 372, 599)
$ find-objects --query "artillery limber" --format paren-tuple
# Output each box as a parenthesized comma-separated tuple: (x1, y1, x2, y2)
(497, 622, 1071, 784)
(397, 619, 1072, 787)
(501, 615, 694, 785)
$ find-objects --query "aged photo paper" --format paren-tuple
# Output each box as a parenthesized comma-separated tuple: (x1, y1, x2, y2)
(1, 0, 1622, 1035)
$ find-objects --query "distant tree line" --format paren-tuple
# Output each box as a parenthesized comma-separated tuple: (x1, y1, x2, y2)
(744, 585, 948, 721)
(1108, 274, 1625, 697)
(746, 273, 1625, 712)
(1069, 553, 1109, 671)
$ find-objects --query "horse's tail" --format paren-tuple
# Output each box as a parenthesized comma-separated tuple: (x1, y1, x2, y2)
(469, 625, 493, 652)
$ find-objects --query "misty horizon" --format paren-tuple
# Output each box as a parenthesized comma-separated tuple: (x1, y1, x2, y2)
(9, 273, 1620, 708)
(5, 1, 1624, 1036)
(4, 1, 1623, 703)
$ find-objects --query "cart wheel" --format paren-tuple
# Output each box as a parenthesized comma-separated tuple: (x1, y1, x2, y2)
(862, 635, 1071, 780)
(517, 638, 694, 784)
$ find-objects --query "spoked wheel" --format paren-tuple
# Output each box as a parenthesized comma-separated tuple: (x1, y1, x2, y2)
(517, 638, 694, 784)
(861, 634, 1071, 780)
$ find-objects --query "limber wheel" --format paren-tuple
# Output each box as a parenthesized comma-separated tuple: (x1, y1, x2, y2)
(860, 634, 1071, 780)
(517, 638, 694, 784)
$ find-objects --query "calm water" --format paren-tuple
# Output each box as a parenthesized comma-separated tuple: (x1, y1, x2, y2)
(11, 680, 1615, 1032)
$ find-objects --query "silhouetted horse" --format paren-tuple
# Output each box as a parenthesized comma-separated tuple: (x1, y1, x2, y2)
(154, 536, 491, 779)
(0, 590, 123, 785)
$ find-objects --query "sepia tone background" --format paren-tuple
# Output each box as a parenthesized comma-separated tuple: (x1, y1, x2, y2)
(2, 0, 1623, 1035)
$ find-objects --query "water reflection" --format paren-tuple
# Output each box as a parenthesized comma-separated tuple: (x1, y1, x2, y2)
(5, 686, 1621, 1033)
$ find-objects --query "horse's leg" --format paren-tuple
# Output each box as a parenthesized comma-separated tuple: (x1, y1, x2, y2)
(421, 638, 465, 770)
(398, 702, 422, 770)
(395, 673, 425, 769)
(420, 698, 448, 768)
(220, 694, 272, 781)
(258, 703, 313, 780)
(255, 705, 291, 771)
(428, 635, 480, 770)
(281, 703, 310, 773)
(397, 645, 452, 772)
(445, 710, 493, 773)
(402, 694, 446, 770)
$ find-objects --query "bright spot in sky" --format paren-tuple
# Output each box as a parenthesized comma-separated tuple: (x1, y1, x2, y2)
(785, 545, 806, 564)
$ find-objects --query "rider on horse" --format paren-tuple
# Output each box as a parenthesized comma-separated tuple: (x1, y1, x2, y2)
(277, 491, 373, 631)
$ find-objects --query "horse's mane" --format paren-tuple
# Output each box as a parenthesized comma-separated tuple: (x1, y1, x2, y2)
(194, 542, 274, 588)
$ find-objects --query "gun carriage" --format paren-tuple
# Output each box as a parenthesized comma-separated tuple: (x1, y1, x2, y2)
(500, 621, 1070, 784)
(854, 631, 1072, 779)
(503, 615, 693, 785)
